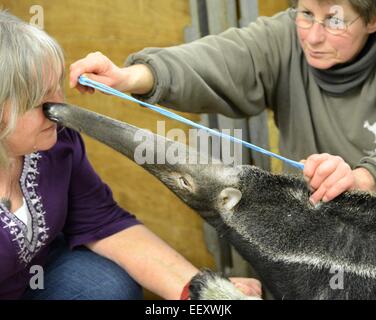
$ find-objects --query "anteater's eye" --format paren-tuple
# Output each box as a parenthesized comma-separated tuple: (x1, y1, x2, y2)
(179, 177, 191, 189)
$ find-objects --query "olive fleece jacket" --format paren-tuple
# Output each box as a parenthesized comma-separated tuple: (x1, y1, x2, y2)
(127, 11, 376, 179)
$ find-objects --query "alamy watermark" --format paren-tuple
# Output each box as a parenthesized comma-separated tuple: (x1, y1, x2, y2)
(329, 5, 345, 29)
(133, 121, 244, 166)
(29, 5, 44, 29)
(329, 266, 344, 290)
(29, 265, 44, 290)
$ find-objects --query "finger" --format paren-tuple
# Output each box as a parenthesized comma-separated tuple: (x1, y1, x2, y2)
(230, 277, 261, 288)
(234, 282, 262, 297)
(309, 159, 352, 204)
(318, 162, 352, 194)
(309, 157, 342, 191)
(231, 278, 262, 296)
(303, 153, 330, 180)
(75, 83, 91, 94)
(250, 281, 262, 296)
(83, 73, 113, 87)
(322, 173, 355, 202)
(69, 59, 90, 88)
(310, 185, 327, 205)
(311, 170, 354, 204)
(76, 84, 87, 94)
(69, 55, 106, 88)
(72, 73, 97, 93)
(76, 71, 117, 91)
(71, 73, 103, 94)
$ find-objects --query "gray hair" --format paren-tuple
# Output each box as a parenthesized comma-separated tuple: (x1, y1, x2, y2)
(0, 10, 64, 167)
(289, 0, 376, 24)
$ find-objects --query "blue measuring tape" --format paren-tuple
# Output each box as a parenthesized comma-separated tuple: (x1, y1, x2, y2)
(78, 75, 304, 170)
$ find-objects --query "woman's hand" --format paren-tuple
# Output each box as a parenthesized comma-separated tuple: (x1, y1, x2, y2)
(303, 153, 376, 205)
(229, 277, 262, 297)
(69, 52, 154, 95)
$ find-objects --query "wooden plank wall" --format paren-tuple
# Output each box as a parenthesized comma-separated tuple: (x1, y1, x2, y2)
(2, 0, 288, 298)
(259, 0, 289, 16)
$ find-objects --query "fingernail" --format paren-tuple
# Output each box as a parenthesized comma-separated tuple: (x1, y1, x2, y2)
(309, 197, 316, 206)
(322, 196, 328, 203)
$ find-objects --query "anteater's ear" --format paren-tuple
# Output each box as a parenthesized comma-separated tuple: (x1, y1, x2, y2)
(219, 188, 242, 211)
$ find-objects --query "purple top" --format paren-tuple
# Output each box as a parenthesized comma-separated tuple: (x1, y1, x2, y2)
(0, 128, 141, 299)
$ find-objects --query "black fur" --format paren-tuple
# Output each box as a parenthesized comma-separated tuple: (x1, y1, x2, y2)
(208, 166, 376, 299)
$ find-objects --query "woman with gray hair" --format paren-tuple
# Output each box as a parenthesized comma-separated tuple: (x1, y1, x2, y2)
(71, 0, 376, 207)
(0, 11, 261, 300)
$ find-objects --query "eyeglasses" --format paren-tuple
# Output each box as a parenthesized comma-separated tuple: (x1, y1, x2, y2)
(288, 8, 361, 36)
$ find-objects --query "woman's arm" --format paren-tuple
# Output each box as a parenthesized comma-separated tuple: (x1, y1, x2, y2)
(86, 224, 199, 300)
(86, 224, 263, 299)
(70, 13, 294, 118)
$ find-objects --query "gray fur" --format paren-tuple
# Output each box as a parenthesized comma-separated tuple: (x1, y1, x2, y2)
(44, 103, 376, 300)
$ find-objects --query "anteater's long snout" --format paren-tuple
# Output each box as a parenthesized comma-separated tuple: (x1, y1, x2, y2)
(43, 102, 219, 180)
(42, 102, 213, 169)
(43, 102, 240, 216)
(43, 102, 148, 161)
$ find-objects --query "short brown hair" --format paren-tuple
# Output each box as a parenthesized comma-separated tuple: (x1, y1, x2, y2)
(289, 0, 376, 24)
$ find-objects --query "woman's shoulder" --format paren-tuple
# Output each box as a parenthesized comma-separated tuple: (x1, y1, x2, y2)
(259, 9, 292, 23)
(57, 126, 82, 143)
(54, 127, 85, 151)
(237, 9, 297, 53)
(251, 9, 296, 37)
(40, 127, 86, 163)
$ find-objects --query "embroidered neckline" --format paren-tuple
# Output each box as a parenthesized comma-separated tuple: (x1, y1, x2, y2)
(0, 153, 49, 264)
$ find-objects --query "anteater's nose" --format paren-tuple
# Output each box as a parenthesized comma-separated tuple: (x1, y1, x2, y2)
(43, 102, 70, 122)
